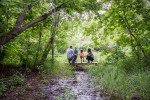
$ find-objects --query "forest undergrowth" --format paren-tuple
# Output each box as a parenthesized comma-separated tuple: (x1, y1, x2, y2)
(0, 55, 73, 99)
(87, 58, 150, 100)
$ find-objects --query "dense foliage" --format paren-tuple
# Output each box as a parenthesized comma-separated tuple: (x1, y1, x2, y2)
(0, 0, 150, 99)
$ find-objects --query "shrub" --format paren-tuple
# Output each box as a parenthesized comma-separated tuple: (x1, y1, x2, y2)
(0, 80, 6, 96)
(7, 73, 24, 87)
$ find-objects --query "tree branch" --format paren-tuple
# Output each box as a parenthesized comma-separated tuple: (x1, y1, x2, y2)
(0, 3, 65, 46)
(122, 11, 147, 58)
(15, 13, 26, 27)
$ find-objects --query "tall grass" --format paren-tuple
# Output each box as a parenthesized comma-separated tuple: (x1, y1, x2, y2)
(88, 62, 150, 100)
(38, 54, 73, 77)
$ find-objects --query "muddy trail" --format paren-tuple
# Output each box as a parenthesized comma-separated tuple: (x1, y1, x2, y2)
(43, 67, 111, 100)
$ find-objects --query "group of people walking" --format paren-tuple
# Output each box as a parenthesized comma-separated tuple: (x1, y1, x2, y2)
(66, 46, 94, 65)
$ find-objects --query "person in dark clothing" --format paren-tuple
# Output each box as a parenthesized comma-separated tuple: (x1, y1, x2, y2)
(86, 48, 94, 63)
(66, 46, 74, 65)
(72, 47, 78, 65)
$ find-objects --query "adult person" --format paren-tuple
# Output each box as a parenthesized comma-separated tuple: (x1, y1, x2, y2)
(72, 47, 78, 65)
(66, 46, 74, 65)
(86, 48, 94, 63)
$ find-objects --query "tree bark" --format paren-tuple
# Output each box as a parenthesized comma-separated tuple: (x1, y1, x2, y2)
(39, 13, 59, 65)
(34, 29, 42, 67)
(0, 3, 65, 46)
(51, 11, 59, 64)
(122, 11, 147, 59)
(39, 39, 52, 65)
(129, 32, 140, 60)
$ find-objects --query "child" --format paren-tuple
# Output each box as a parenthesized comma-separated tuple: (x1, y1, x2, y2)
(79, 50, 84, 63)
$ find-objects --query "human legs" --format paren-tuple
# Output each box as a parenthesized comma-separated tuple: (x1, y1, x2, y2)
(86, 56, 94, 63)
(80, 56, 83, 63)
(86, 56, 90, 63)
(68, 56, 74, 65)
(72, 55, 77, 65)
(83, 56, 84, 62)
(68, 58, 71, 65)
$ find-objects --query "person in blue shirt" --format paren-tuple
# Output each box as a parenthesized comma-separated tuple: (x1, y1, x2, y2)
(72, 47, 78, 64)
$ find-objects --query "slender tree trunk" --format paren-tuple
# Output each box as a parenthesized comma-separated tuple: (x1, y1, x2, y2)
(51, 10, 59, 64)
(51, 19, 55, 65)
(122, 11, 147, 59)
(129, 33, 140, 60)
(5, 6, 9, 33)
(51, 37, 54, 64)
(34, 29, 42, 67)
(39, 39, 52, 65)
(25, 32, 30, 68)
(39, 12, 59, 66)
(40, 11, 59, 66)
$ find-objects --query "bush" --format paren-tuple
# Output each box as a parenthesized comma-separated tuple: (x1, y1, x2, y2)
(0, 73, 24, 96)
(7, 73, 24, 87)
(0, 80, 6, 96)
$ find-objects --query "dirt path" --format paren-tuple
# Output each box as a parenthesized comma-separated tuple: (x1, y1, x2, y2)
(0, 67, 112, 100)
(43, 68, 110, 100)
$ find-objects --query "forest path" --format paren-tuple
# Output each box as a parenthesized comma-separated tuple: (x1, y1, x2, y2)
(43, 66, 110, 100)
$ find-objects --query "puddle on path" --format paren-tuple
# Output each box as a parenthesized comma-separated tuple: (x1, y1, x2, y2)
(43, 69, 111, 100)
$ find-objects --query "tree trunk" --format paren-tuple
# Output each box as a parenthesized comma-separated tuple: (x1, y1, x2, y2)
(122, 11, 147, 59)
(33, 29, 42, 67)
(39, 13, 59, 66)
(51, 37, 54, 64)
(129, 33, 140, 60)
(0, 4, 65, 46)
(51, 10, 59, 64)
(39, 39, 52, 65)
(25, 32, 30, 68)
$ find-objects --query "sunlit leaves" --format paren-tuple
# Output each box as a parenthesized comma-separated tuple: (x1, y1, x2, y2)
(1, 0, 150, 66)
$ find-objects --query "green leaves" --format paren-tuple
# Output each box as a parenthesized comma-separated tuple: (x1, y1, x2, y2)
(0, 80, 6, 96)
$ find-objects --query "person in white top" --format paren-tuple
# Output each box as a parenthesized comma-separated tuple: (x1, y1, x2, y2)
(66, 46, 74, 65)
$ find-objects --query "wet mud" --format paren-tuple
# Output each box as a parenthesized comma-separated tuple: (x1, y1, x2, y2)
(43, 67, 111, 100)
